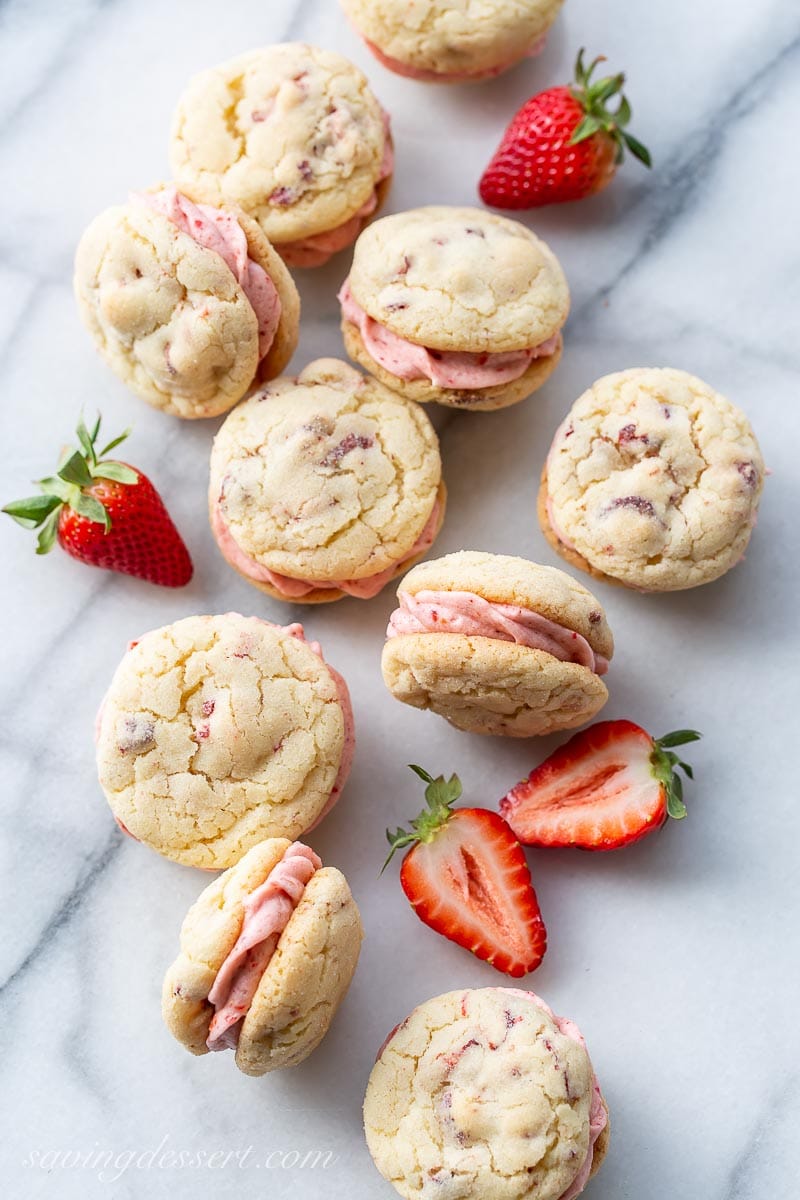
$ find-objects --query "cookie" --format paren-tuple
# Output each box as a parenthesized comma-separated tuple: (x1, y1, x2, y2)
(163, 838, 363, 1076)
(381, 550, 612, 737)
(340, 206, 568, 410)
(343, 0, 564, 82)
(169, 43, 393, 268)
(540, 368, 765, 591)
(209, 358, 446, 603)
(364, 987, 609, 1200)
(96, 615, 354, 868)
(74, 185, 300, 419)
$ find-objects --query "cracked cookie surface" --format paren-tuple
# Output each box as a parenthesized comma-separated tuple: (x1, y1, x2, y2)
(74, 195, 299, 418)
(364, 988, 606, 1200)
(162, 838, 363, 1076)
(541, 368, 765, 591)
(209, 358, 444, 591)
(169, 43, 389, 244)
(347, 206, 569, 353)
(96, 615, 349, 868)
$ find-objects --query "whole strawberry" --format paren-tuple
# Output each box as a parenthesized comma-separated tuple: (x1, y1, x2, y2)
(479, 49, 651, 209)
(3, 415, 193, 587)
(384, 766, 547, 977)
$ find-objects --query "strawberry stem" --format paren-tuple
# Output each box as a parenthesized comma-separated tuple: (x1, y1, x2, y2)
(382, 766, 463, 872)
(568, 47, 652, 168)
(2, 413, 138, 550)
(651, 730, 701, 821)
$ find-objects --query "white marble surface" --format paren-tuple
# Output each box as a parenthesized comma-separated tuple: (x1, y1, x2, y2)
(1, 0, 798, 1196)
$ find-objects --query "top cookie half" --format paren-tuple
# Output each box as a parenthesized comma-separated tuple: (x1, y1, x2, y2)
(348, 206, 569, 352)
(169, 43, 390, 244)
(543, 368, 765, 591)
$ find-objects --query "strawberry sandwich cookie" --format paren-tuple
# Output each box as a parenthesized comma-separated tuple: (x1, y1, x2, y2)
(364, 987, 609, 1199)
(341, 0, 564, 83)
(170, 43, 393, 268)
(163, 838, 362, 1076)
(540, 368, 765, 590)
(381, 551, 613, 737)
(74, 185, 299, 418)
(96, 615, 354, 868)
(209, 358, 446, 603)
(340, 206, 568, 411)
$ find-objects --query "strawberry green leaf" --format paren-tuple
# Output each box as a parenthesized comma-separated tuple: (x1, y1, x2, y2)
(58, 451, 93, 489)
(622, 132, 652, 167)
(2, 494, 62, 528)
(591, 73, 625, 105)
(614, 96, 632, 127)
(569, 114, 604, 145)
(666, 773, 687, 820)
(75, 416, 96, 465)
(91, 462, 138, 485)
(37, 475, 75, 504)
(657, 730, 702, 749)
(98, 429, 132, 458)
(71, 492, 110, 529)
(35, 510, 60, 555)
(89, 413, 102, 444)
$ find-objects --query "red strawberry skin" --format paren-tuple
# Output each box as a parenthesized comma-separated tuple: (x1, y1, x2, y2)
(480, 86, 618, 209)
(399, 808, 547, 977)
(57, 465, 193, 587)
(500, 720, 665, 850)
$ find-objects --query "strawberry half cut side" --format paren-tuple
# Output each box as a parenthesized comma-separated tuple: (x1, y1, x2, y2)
(384, 766, 547, 977)
(499, 721, 701, 851)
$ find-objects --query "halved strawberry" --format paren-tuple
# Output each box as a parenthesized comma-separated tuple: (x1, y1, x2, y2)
(384, 766, 547, 977)
(499, 720, 700, 851)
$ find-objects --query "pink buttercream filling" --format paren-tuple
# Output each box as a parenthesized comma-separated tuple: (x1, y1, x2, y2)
(206, 842, 322, 1052)
(507, 990, 606, 1200)
(278, 115, 395, 268)
(537, 1008, 606, 1200)
(363, 34, 547, 82)
(386, 590, 608, 675)
(133, 186, 281, 359)
(339, 280, 560, 389)
(211, 495, 442, 600)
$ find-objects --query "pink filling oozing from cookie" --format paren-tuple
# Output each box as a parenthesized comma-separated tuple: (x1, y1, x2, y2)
(206, 842, 322, 1052)
(211, 495, 442, 600)
(339, 281, 560, 389)
(513, 993, 607, 1200)
(278, 115, 395, 268)
(386, 590, 608, 675)
(362, 34, 547, 81)
(133, 187, 281, 359)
